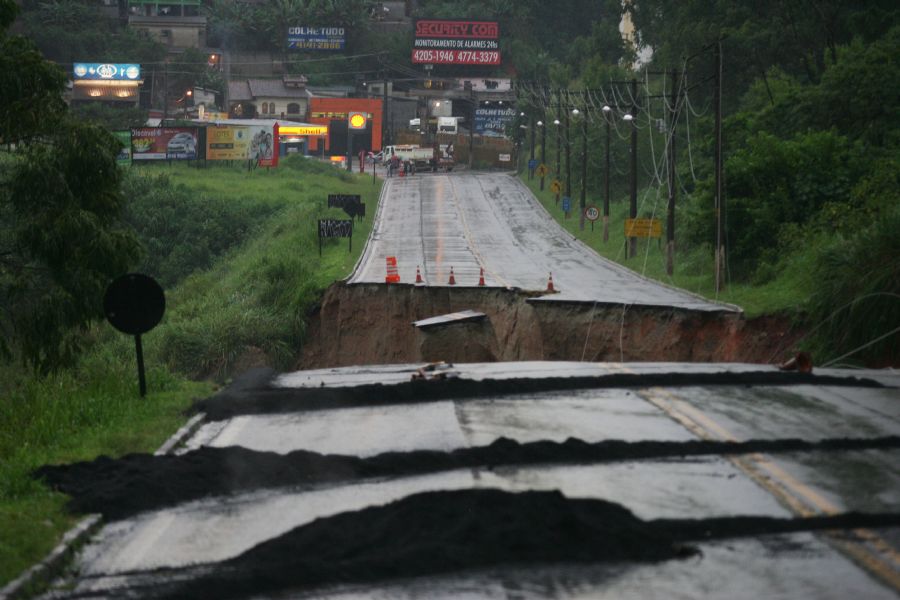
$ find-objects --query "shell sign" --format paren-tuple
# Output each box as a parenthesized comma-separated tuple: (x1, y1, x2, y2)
(348, 112, 367, 130)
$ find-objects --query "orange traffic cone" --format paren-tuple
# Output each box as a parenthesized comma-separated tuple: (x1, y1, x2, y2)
(448, 267, 456, 285)
(415, 265, 424, 284)
(546, 272, 555, 292)
(478, 267, 485, 286)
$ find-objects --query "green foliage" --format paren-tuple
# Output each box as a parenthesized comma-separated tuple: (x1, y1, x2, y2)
(0, 0, 140, 371)
(122, 171, 281, 288)
(804, 206, 900, 365)
(685, 130, 863, 281)
(2, 121, 141, 370)
(69, 103, 149, 131)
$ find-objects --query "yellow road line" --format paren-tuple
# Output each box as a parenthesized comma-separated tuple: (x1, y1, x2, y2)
(448, 176, 512, 289)
(641, 385, 900, 591)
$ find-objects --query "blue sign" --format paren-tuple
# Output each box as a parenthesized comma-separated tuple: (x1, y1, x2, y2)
(287, 26, 346, 50)
(562, 196, 571, 213)
(474, 107, 517, 134)
(73, 63, 141, 81)
(528, 159, 538, 170)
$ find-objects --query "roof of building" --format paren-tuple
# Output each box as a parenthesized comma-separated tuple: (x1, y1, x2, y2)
(228, 77, 310, 102)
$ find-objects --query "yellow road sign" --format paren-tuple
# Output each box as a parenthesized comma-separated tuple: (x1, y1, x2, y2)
(625, 218, 662, 238)
(536, 163, 549, 177)
(550, 179, 562, 194)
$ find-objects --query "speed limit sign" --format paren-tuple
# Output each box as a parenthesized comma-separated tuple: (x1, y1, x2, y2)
(584, 206, 600, 222)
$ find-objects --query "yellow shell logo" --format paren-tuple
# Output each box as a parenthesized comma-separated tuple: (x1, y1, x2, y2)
(349, 113, 366, 129)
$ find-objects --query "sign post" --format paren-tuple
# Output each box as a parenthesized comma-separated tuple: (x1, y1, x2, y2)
(584, 205, 600, 232)
(562, 196, 571, 218)
(550, 179, 561, 203)
(103, 274, 166, 398)
(318, 219, 354, 255)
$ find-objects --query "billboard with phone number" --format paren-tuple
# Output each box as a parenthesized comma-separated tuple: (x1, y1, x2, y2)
(412, 19, 500, 65)
(131, 128, 199, 160)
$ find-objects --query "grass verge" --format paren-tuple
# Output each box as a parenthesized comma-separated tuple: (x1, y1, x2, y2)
(0, 157, 380, 587)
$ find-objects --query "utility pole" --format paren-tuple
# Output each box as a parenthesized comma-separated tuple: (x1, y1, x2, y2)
(556, 89, 561, 192)
(714, 39, 725, 293)
(666, 67, 678, 276)
(529, 113, 535, 180)
(162, 61, 169, 122)
(382, 72, 389, 148)
(468, 89, 474, 170)
(579, 107, 587, 231)
(540, 93, 547, 191)
(603, 108, 610, 242)
(565, 89, 571, 200)
(628, 78, 638, 259)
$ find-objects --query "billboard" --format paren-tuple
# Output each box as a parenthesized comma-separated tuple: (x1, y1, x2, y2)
(131, 127, 199, 160)
(206, 124, 278, 166)
(74, 63, 141, 81)
(412, 19, 500, 65)
(474, 107, 517, 134)
(113, 130, 132, 166)
(287, 26, 346, 50)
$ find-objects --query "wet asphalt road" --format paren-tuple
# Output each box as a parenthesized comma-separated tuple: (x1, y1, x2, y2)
(348, 172, 735, 311)
(35, 363, 900, 599)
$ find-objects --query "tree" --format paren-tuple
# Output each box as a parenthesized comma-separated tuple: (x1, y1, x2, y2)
(0, 0, 140, 371)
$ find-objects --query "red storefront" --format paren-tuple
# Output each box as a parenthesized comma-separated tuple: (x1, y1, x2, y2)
(308, 98, 383, 155)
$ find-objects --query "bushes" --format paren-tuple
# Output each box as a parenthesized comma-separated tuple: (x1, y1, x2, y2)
(122, 171, 281, 288)
(804, 207, 900, 366)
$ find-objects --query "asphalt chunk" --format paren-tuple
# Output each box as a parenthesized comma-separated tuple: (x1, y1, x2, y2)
(35, 435, 900, 521)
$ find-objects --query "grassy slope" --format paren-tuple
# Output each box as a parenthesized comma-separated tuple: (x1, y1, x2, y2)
(519, 174, 812, 317)
(0, 158, 380, 586)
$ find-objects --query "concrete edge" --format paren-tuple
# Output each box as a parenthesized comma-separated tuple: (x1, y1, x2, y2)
(0, 515, 102, 600)
(345, 175, 390, 284)
(0, 412, 208, 599)
(154, 412, 208, 456)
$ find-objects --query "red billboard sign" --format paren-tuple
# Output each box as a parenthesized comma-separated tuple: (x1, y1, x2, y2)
(413, 19, 501, 66)
(131, 127, 199, 160)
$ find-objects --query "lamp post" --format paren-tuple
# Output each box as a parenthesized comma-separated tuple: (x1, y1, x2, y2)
(565, 90, 571, 201)
(602, 105, 611, 242)
(627, 78, 638, 259)
(538, 118, 546, 190)
(573, 107, 587, 231)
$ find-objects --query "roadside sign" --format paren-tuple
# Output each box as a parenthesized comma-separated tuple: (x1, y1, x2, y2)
(528, 158, 538, 170)
(625, 218, 662, 238)
(550, 179, 561, 194)
(584, 206, 600, 222)
(499, 153, 511, 162)
(562, 196, 571, 213)
(536, 164, 549, 177)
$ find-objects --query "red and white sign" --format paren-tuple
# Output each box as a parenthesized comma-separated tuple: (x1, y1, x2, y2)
(413, 19, 501, 66)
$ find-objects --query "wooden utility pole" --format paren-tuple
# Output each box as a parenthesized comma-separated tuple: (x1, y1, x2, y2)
(556, 89, 561, 189)
(629, 78, 638, 259)
(603, 110, 610, 242)
(565, 89, 571, 200)
(540, 89, 547, 191)
(529, 113, 535, 180)
(580, 107, 587, 231)
(714, 39, 725, 293)
(666, 67, 678, 276)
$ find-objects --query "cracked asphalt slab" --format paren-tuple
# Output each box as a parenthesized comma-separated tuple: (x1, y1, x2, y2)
(32, 363, 900, 599)
(348, 173, 736, 311)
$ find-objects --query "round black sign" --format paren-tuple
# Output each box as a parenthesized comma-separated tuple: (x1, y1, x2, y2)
(103, 273, 165, 335)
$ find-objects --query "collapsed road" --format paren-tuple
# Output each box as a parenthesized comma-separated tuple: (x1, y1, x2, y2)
(31, 363, 900, 599)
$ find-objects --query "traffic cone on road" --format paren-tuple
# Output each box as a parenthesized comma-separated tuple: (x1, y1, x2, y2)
(478, 267, 485, 286)
(415, 265, 424, 284)
(546, 272, 555, 292)
(448, 267, 456, 285)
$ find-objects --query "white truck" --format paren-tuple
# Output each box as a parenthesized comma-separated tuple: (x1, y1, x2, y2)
(381, 144, 455, 171)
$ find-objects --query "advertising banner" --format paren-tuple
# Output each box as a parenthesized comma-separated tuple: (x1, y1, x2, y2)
(131, 127, 199, 160)
(113, 130, 132, 166)
(287, 26, 346, 50)
(412, 19, 500, 65)
(474, 107, 517, 134)
(74, 63, 141, 81)
(206, 125, 278, 166)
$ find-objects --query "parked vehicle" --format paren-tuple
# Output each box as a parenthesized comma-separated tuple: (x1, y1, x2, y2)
(382, 144, 455, 171)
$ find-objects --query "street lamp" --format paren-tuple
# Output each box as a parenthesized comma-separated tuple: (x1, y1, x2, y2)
(602, 105, 612, 242)
(537, 119, 546, 190)
(572, 107, 586, 230)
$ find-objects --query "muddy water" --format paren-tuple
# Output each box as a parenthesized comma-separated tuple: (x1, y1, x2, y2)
(297, 283, 801, 369)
